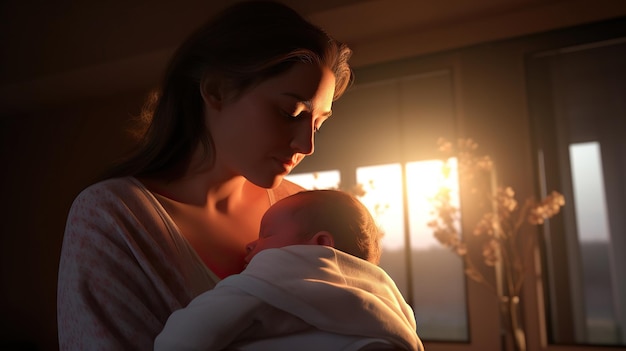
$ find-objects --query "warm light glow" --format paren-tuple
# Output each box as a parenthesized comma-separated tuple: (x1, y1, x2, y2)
(287, 160, 459, 251)
(406, 158, 459, 249)
(356, 164, 405, 251)
(285, 170, 340, 190)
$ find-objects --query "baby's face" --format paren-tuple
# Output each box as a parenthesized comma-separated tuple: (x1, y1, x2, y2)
(244, 196, 312, 264)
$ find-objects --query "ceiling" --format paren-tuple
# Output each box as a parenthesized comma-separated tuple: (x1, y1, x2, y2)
(0, 0, 367, 85)
(1, 0, 624, 111)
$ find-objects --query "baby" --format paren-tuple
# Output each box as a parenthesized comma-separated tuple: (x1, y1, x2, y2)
(155, 190, 424, 351)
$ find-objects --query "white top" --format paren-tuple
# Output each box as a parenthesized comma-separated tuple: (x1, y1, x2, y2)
(155, 245, 424, 351)
(57, 177, 223, 350)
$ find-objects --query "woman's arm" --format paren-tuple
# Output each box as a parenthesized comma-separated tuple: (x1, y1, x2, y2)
(154, 285, 264, 351)
(57, 181, 192, 350)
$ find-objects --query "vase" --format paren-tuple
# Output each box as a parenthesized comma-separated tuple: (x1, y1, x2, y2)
(500, 295, 527, 351)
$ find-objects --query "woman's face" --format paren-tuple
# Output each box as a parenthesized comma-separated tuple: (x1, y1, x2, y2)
(207, 62, 336, 188)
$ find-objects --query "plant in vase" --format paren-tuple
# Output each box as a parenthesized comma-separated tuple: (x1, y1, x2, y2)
(427, 138, 565, 351)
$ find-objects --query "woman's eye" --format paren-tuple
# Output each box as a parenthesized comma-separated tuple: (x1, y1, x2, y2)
(283, 110, 301, 119)
(282, 102, 308, 119)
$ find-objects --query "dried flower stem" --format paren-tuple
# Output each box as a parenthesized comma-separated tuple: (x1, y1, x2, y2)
(429, 138, 565, 298)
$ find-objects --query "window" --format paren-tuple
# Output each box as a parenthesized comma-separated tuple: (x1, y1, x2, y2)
(527, 36, 626, 346)
(569, 142, 618, 344)
(287, 18, 626, 349)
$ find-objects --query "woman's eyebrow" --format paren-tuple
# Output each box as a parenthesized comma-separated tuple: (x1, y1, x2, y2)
(281, 92, 333, 117)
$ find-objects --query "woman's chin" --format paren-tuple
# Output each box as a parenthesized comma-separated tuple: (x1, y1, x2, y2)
(267, 176, 285, 189)
(248, 174, 284, 190)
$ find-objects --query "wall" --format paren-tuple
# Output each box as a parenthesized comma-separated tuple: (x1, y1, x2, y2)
(0, 91, 146, 350)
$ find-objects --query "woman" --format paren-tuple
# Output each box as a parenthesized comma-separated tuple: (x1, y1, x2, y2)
(57, 1, 353, 349)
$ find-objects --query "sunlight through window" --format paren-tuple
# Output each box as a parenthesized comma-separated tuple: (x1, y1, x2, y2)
(285, 170, 340, 190)
(406, 159, 460, 250)
(356, 164, 405, 251)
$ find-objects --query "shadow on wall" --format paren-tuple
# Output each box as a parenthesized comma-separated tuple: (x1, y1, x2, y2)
(0, 342, 39, 351)
(0, 90, 148, 351)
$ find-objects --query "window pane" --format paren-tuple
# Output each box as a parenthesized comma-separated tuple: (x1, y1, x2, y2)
(355, 164, 408, 293)
(356, 161, 469, 342)
(527, 37, 626, 346)
(406, 159, 468, 341)
(569, 142, 621, 344)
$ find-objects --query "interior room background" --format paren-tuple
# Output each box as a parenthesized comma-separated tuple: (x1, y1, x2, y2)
(1, 1, 625, 350)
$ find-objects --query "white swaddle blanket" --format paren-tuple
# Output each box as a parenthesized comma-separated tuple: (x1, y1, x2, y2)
(155, 245, 424, 351)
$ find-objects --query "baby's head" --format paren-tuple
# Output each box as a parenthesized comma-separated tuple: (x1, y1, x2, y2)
(245, 189, 382, 264)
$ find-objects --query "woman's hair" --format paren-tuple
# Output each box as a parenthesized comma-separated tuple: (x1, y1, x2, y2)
(107, 1, 353, 180)
(290, 190, 382, 264)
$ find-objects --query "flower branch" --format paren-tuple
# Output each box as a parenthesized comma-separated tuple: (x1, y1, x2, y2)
(428, 138, 565, 297)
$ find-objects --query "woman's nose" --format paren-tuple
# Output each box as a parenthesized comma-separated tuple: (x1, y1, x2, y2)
(289, 119, 315, 155)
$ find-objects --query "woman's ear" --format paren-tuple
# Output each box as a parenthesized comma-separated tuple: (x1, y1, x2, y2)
(200, 80, 222, 111)
(309, 231, 335, 247)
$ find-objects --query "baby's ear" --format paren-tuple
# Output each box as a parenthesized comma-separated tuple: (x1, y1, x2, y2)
(309, 231, 335, 247)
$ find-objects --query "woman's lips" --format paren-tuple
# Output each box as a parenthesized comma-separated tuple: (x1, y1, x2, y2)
(274, 157, 296, 173)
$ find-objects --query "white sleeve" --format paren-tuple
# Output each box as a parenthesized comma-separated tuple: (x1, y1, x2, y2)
(154, 285, 265, 351)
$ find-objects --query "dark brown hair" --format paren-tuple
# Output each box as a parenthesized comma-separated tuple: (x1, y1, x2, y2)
(107, 1, 353, 181)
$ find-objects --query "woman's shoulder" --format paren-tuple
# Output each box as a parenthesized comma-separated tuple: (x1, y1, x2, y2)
(76, 176, 143, 197)
(65, 177, 171, 243)
(70, 176, 152, 211)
